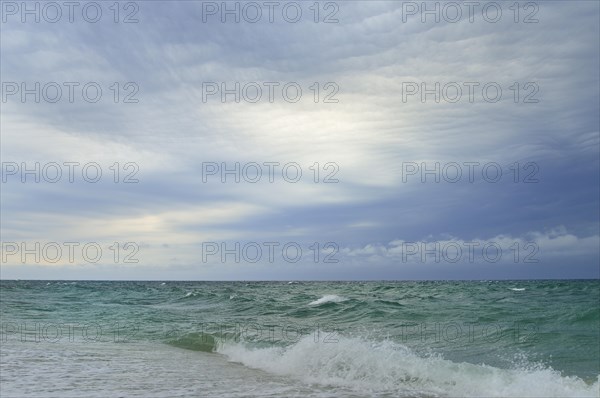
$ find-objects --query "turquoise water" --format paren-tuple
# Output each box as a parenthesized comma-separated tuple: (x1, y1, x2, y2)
(1, 280, 598, 397)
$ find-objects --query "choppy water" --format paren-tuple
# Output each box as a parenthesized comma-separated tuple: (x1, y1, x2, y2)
(1, 280, 598, 397)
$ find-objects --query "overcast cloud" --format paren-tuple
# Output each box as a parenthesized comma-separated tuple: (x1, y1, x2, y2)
(1, 0, 598, 279)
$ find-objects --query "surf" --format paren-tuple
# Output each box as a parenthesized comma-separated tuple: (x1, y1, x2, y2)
(217, 334, 600, 397)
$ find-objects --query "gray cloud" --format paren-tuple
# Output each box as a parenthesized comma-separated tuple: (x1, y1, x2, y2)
(1, 0, 598, 279)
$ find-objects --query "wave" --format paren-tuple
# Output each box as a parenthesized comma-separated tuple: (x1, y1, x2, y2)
(509, 288, 526, 291)
(167, 332, 219, 353)
(217, 335, 599, 397)
(308, 295, 348, 306)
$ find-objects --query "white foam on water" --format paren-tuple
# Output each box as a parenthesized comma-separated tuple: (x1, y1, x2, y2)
(509, 288, 526, 291)
(218, 335, 600, 397)
(308, 295, 347, 306)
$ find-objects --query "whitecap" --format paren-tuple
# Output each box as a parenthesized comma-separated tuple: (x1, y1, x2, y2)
(308, 294, 347, 306)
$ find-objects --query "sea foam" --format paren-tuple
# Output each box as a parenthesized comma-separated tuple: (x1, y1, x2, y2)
(218, 335, 600, 397)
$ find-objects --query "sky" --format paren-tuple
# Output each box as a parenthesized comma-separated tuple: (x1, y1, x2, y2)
(0, 0, 599, 280)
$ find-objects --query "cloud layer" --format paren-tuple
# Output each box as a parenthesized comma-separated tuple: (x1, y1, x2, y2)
(1, 1, 598, 279)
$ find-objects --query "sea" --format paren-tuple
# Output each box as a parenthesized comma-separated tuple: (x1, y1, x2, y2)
(0, 280, 598, 397)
